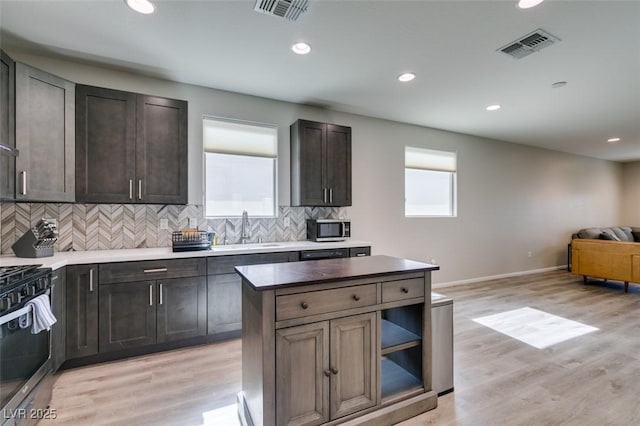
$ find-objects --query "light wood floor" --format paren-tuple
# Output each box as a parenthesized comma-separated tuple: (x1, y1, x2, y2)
(40, 271, 640, 425)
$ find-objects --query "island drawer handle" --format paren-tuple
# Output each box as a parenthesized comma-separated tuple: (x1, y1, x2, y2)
(300, 302, 309, 309)
(144, 268, 168, 273)
(401, 287, 409, 294)
(352, 294, 360, 301)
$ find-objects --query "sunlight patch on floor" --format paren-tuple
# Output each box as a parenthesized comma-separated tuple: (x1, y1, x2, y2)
(201, 403, 240, 426)
(473, 307, 599, 349)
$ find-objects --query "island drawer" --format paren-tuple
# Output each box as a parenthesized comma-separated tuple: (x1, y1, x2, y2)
(381, 277, 424, 303)
(99, 258, 206, 284)
(276, 284, 377, 321)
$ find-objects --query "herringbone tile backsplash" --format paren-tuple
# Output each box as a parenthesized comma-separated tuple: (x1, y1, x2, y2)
(0, 203, 348, 254)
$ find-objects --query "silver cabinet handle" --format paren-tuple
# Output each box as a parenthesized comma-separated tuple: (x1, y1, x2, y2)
(20, 171, 27, 195)
(149, 284, 153, 306)
(323, 188, 327, 204)
(129, 180, 133, 200)
(144, 268, 167, 273)
(329, 188, 333, 204)
(159, 283, 163, 305)
(138, 179, 142, 200)
(89, 268, 94, 292)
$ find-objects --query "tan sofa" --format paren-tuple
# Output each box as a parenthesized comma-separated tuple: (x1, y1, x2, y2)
(571, 237, 640, 293)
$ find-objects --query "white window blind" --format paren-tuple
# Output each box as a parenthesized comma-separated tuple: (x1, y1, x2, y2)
(203, 117, 278, 218)
(405, 147, 457, 217)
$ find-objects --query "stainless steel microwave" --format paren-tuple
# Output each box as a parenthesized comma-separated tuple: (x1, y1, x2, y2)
(306, 219, 351, 242)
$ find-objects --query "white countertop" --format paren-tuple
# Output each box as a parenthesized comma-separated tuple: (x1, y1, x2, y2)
(0, 240, 371, 270)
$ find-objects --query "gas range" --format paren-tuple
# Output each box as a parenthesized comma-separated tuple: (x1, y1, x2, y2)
(0, 264, 52, 315)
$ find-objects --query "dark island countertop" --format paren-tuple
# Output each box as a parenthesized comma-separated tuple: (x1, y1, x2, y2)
(235, 255, 439, 291)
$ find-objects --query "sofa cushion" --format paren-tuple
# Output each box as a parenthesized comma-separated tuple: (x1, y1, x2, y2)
(577, 228, 603, 239)
(600, 231, 621, 241)
(610, 226, 633, 241)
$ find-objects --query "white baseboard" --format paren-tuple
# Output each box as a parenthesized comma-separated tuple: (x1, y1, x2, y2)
(433, 265, 568, 289)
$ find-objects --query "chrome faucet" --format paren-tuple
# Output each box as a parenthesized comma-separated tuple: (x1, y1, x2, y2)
(240, 210, 251, 244)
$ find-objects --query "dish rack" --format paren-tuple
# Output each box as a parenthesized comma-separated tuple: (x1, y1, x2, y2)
(171, 230, 213, 252)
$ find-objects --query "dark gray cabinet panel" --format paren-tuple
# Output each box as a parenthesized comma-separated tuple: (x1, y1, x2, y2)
(206, 252, 297, 275)
(207, 273, 242, 335)
(51, 267, 66, 372)
(98, 281, 156, 352)
(0, 50, 15, 201)
(290, 119, 352, 207)
(75, 85, 136, 203)
(66, 265, 98, 359)
(75, 85, 187, 204)
(157, 276, 207, 343)
(15, 62, 74, 202)
(136, 96, 188, 204)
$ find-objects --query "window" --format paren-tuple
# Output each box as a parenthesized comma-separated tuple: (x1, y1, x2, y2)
(204, 117, 277, 217)
(405, 147, 457, 217)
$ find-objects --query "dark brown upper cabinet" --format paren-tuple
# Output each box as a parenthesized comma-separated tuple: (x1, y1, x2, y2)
(15, 63, 75, 202)
(290, 119, 351, 207)
(76, 85, 188, 204)
(0, 50, 16, 201)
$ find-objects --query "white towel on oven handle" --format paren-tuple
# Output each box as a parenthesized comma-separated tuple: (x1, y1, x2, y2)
(25, 294, 57, 334)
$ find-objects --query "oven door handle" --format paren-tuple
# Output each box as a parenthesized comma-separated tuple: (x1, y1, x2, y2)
(0, 305, 32, 326)
(0, 289, 52, 326)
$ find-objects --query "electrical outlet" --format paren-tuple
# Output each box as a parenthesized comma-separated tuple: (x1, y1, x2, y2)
(159, 219, 169, 230)
(189, 217, 198, 228)
(527, 251, 532, 258)
(284, 217, 291, 227)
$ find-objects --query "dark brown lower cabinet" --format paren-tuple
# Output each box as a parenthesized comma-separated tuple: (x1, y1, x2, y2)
(65, 265, 98, 359)
(207, 273, 241, 335)
(275, 312, 377, 425)
(50, 267, 66, 372)
(99, 277, 207, 352)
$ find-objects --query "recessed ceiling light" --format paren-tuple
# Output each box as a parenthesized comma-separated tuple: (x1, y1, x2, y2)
(607, 137, 621, 143)
(291, 42, 311, 55)
(518, 0, 544, 9)
(124, 0, 155, 14)
(398, 73, 416, 82)
(551, 81, 567, 89)
(486, 104, 501, 111)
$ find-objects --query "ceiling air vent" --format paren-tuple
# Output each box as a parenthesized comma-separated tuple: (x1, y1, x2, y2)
(254, 0, 309, 21)
(498, 29, 560, 59)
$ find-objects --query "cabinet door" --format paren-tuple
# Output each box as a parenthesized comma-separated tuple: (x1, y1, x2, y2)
(135, 95, 187, 204)
(75, 85, 136, 203)
(325, 124, 351, 206)
(50, 267, 66, 372)
(98, 281, 156, 352)
(15, 63, 74, 202)
(157, 276, 207, 343)
(329, 312, 377, 419)
(207, 273, 242, 335)
(291, 119, 326, 206)
(65, 265, 98, 359)
(276, 322, 330, 426)
(0, 50, 15, 201)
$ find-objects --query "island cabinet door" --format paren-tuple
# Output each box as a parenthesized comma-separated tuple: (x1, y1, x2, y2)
(276, 322, 330, 426)
(157, 276, 207, 343)
(329, 312, 377, 419)
(98, 281, 157, 352)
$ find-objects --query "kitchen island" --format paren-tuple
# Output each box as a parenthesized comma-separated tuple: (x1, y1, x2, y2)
(235, 255, 439, 426)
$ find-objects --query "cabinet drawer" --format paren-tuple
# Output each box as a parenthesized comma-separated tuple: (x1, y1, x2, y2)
(381, 278, 424, 303)
(99, 258, 206, 284)
(276, 284, 377, 321)
(208, 252, 296, 275)
(350, 247, 371, 257)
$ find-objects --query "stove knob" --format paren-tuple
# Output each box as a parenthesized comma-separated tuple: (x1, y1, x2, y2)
(25, 285, 37, 296)
(0, 297, 10, 312)
(9, 292, 22, 304)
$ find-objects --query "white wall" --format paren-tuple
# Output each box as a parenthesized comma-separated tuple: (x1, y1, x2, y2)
(7, 50, 624, 284)
(622, 161, 640, 225)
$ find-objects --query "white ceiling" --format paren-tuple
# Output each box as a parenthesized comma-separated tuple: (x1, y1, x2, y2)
(1, 0, 639, 162)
